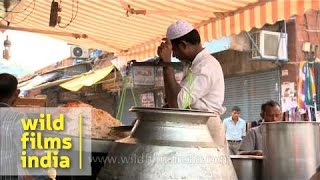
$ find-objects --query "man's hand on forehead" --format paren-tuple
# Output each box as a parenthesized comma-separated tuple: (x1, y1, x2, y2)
(157, 38, 172, 63)
(160, 38, 172, 49)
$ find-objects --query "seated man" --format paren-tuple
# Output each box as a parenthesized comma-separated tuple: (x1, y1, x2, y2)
(238, 100, 282, 156)
(0, 73, 49, 179)
(0, 73, 26, 179)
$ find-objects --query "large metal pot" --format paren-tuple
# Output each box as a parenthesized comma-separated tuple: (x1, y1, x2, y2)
(230, 155, 263, 180)
(262, 122, 320, 180)
(97, 107, 237, 180)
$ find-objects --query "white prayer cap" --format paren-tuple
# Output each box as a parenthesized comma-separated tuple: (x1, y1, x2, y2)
(166, 20, 194, 40)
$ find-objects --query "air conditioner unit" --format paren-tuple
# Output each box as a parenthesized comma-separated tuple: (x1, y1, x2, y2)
(252, 30, 288, 61)
(70, 46, 89, 59)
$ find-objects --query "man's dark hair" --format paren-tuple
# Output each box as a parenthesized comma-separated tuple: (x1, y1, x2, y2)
(171, 29, 201, 46)
(0, 73, 18, 100)
(261, 100, 280, 112)
(232, 106, 241, 112)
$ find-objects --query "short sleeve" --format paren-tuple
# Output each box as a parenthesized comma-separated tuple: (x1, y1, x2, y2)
(239, 129, 256, 152)
(242, 121, 247, 137)
(223, 119, 227, 130)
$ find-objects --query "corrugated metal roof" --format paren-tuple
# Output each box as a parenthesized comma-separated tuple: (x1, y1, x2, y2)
(18, 62, 92, 90)
(1, 0, 319, 61)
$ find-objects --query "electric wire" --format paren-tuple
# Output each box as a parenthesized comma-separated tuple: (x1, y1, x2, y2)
(58, 0, 78, 28)
(0, 0, 36, 25)
(2, 0, 35, 14)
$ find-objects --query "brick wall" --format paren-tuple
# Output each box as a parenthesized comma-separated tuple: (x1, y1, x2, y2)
(280, 19, 297, 84)
(214, 50, 278, 77)
(280, 10, 320, 97)
(295, 10, 320, 62)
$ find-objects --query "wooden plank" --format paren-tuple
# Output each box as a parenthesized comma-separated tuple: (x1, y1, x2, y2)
(14, 97, 47, 107)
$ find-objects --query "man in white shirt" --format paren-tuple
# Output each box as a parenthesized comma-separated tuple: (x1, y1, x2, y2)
(157, 20, 225, 114)
(156, 20, 237, 180)
(157, 20, 226, 147)
(223, 106, 246, 155)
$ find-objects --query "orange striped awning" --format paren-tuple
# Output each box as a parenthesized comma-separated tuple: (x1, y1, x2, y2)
(2, 0, 320, 61)
(122, 0, 320, 61)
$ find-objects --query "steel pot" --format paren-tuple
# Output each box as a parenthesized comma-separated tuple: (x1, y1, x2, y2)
(262, 122, 320, 180)
(97, 107, 238, 180)
(230, 155, 263, 180)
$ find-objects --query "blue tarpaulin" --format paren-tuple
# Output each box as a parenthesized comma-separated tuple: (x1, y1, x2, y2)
(0, 60, 32, 78)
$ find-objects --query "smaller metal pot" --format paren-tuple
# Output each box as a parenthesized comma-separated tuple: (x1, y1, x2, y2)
(230, 155, 263, 180)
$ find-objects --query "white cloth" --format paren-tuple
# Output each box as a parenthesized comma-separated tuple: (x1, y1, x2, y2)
(177, 49, 225, 114)
(166, 20, 194, 40)
(0, 107, 24, 177)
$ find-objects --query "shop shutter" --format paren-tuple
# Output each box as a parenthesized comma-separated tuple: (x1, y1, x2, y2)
(223, 69, 280, 122)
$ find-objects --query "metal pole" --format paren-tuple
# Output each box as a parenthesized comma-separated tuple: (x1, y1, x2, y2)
(314, 100, 318, 122)
(245, 32, 264, 59)
(307, 106, 312, 121)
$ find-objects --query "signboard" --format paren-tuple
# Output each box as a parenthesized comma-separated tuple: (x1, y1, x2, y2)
(133, 66, 155, 86)
(140, 93, 155, 107)
(281, 82, 296, 112)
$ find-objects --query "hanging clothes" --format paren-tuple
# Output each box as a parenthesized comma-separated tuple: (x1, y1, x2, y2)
(297, 61, 316, 110)
(314, 62, 320, 111)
